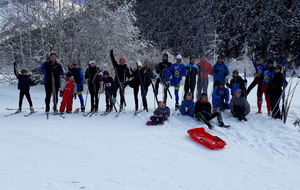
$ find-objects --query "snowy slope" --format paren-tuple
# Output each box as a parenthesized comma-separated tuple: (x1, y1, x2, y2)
(0, 77, 300, 190)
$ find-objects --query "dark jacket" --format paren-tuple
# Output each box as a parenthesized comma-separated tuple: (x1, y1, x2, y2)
(156, 60, 172, 79)
(153, 106, 170, 121)
(85, 66, 101, 84)
(70, 67, 84, 86)
(229, 96, 250, 116)
(227, 75, 246, 95)
(267, 72, 285, 96)
(110, 51, 130, 83)
(102, 76, 114, 93)
(194, 99, 212, 119)
(184, 63, 198, 89)
(40, 61, 64, 87)
(14, 67, 34, 91)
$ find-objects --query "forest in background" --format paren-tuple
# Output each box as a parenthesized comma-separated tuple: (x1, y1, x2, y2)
(0, 0, 299, 81)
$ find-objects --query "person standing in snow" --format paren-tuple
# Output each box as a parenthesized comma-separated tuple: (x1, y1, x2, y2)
(195, 92, 230, 129)
(226, 70, 246, 97)
(14, 62, 36, 113)
(59, 72, 77, 114)
(146, 101, 170, 125)
(110, 50, 131, 112)
(40, 53, 64, 113)
(178, 92, 195, 117)
(101, 71, 115, 112)
(229, 89, 250, 121)
(196, 54, 212, 98)
(184, 56, 198, 99)
(212, 56, 230, 87)
(69, 61, 85, 112)
(85, 60, 102, 112)
(166, 55, 187, 110)
(155, 53, 173, 104)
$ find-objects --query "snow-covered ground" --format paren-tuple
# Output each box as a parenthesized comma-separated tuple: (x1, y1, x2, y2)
(1, 77, 300, 190)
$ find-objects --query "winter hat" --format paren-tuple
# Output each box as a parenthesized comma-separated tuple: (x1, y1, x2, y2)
(163, 53, 168, 59)
(190, 56, 196, 60)
(89, 60, 96, 64)
(275, 65, 282, 71)
(267, 59, 274, 64)
(49, 53, 57, 57)
(137, 61, 143, 67)
(235, 89, 242, 95)
(219, 81, 225, 86)
(66, 72, 73, 78)
(233, 70, 239, 74)
(176, 55, 182, 60)
(217, 55, 223, 59)
(103, 70, 109, 76)
(120, 58, 126, 62)
(200, 92, 207, 98)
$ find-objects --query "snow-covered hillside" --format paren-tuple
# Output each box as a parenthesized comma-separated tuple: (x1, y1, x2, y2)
(1, 77, 300, 190)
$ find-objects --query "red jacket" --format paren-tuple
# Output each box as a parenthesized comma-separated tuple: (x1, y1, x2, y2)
(59, 78, 77, 94)
(196, 61, 212, 78)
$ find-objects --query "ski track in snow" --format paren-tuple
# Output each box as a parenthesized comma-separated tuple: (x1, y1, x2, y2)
(1, 79, 300, 190)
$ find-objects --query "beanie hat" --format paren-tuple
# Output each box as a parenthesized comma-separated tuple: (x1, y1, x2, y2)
(66, 72, 73, 78)
(219, 81, 225, 86)
(267, 59, 274, 64)
(200, 92, 207, 98)
(163, 53, 168, 59)
(176, 55, 182, 60)
(233, 70, 239, 74)
(120, 58, 126, 62)
(190, 56, 196, 60)
(49, 53, 57, 57)
(275, 65, 282, 71)
(103, 70, 109, 76)
(235, 89, 242, 95)
(217, 55, 223, 59)
(89, 60, 96, 64)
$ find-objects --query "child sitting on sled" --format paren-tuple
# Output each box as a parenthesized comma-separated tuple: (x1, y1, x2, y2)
(146, 101, 170, 125)
(59, 72, 77, 114)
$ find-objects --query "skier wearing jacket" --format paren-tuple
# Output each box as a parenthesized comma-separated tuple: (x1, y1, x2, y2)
(246, 56, 266, 96)
(267, 65, 287, 119)
(226, 70, 246, 97)
(85, 60, 102, 112)
(166, 55, 187, 110)
(178, 92, 195, 117)
(102, 71, 115, 112)
(212, 56, 230, 87)
(184, 56, 198, 99)
(212, 81, 230, 111)
(194, 92, 230, 129)
(155, 54, 172, 104)
(40, 53, 64, 113)
(14, 62, 36, 113)
(196, 54, 212, 98)
(59, 72, 77, 114)
(69, 62, 85, 112)
(110, 50, 130, 112)
(230, 89, 250, 121)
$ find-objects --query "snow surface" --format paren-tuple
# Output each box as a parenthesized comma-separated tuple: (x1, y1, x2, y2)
(1, 77, 300, 190)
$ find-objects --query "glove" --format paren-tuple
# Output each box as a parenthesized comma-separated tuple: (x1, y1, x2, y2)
(98, 71, 103, 76)
(110, 49, 113, 54)
(244, 79, 247, 83)
(73, 93, 77, 99)
(213, 69, 218, 74)
(59, 91, 63, 97)
(80, 85, 84, 92)
(106, 83, 112, 87)
(224, 72, 228, 76)
(14, 62, 17, 67)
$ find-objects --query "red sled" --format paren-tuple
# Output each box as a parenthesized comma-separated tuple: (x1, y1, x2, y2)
(187, 127, 227, 150)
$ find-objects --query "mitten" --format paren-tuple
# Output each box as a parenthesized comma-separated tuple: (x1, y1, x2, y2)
(59, 91, 63, 97)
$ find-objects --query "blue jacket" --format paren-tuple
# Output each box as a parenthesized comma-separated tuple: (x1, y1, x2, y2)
(212, 86, 230, 109)
(166, 62, 186, 85)
(262, 59, 290, 85)
(41, 61, 64, 86)
(212, 62, 229, 82)
(252, 56, 266, 76)
(179, 99, 195, 116)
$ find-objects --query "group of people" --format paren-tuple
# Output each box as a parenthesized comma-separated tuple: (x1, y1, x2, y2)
(13, 51, 293, 128)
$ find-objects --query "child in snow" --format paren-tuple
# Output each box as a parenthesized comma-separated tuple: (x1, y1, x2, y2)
(146, 101, 170, 125)
(14, 62, 36, 113)
(229, 89, 250, 121)
(102, 71, 115, 112)
(194, 92, 230, 129)
(178, 92, 195, 117)
(59, 72, 77, 114)
(212, 81, 230, 111)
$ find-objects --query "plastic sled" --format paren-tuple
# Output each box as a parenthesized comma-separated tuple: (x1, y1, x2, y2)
(187, 127, 227, 150)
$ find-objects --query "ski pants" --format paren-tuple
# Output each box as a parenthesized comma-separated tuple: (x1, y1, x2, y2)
(59, 90, 73, 112)
(88, 82, 100, 111)
(19, 90, 33, 108)
(270, 94, 281, 119)
(196, 111, 222, 127)
(44, 84, 59, 112)
(155, 77, 168, 104)
(178, 104, 195, 117)
(258, 84, 271, 112)
(105, 90, 114, 111)
(197, 78, 209, 99)
(76, 83, 84, 106)
(133, 85, 147, 111)
(113, 82, 126, 106)
(173, 83, 180, 105)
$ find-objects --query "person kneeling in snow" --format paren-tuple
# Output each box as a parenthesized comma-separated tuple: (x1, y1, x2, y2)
(146, 101, 170, 125)
(229, 89, 250, 121)
(59, 72, 77, 114)
(194, 93, 230, 129)
(178, 92, 195, 117)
